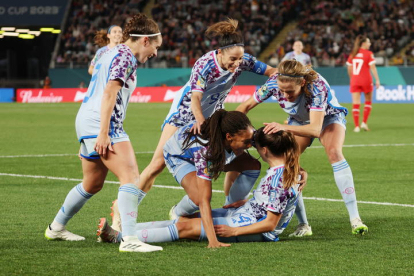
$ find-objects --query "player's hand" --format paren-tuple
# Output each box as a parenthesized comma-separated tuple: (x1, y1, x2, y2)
(95, 134, 114, 158)
(223, 199, 248, 209)
(190, 120, 204, 135)
(214, 225, 237, 238)
(298, 168, 308, 192)
(263, 122, 284, 134)
(375, 80, 380, 89)
(78, 149, 83, 160)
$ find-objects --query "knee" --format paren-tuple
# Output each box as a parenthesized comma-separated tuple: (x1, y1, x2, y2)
(326, 147, 344, 163)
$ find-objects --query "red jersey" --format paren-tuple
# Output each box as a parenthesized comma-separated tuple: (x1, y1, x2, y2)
(346, 48, 375, 86)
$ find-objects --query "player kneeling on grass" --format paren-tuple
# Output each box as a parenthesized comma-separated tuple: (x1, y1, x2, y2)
(97, 128, 305, 245)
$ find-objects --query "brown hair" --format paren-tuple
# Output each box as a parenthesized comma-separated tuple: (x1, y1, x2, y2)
(277, 60, 318, 98)
(205, 18, 243, 51)
(94, 30, 110, 48)
(184, 109, 252, 180)
(254, 128, 300, 189)
(122, 13, 160, 43)
(350, 35, 368, 59)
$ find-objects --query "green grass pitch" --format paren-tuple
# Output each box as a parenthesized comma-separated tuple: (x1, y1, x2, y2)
(0, 102, 413, 275)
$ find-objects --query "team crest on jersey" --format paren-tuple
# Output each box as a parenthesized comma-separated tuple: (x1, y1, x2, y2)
(257, 84, 270, 99)
(197, 77, 206, 89)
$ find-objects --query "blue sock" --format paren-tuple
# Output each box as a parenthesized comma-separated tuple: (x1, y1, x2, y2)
(53, 183, 93, 229)
(332, 160, 360, 220)
(174, 195, 199, 216)
(226, 170, 260, 205)
(118, 184, 146, 236)
(136, 224, 179, 243)
(294, 194, 309, 225)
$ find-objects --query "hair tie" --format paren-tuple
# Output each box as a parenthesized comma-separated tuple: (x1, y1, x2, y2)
(130, 33, 161, 37)
(220, 43, 244, 49)
(107, 25, 118, 34)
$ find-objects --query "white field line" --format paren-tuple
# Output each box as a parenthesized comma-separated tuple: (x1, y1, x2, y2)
(1, 172, 413, 208)
(0, 143, 413, 158)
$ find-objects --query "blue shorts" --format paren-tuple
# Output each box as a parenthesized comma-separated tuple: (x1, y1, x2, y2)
(164, 153, 196, 185)
(288, 113, 347, 146)
(79, 136, 130, 160)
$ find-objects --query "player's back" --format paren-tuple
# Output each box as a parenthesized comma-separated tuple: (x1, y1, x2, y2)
(347, 48, 375, 85)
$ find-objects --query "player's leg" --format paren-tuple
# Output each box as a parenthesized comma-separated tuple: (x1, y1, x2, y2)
(289, 135, 312, 237)
(101, 140, 162, 252)
(351, 91, 362, 132)
(170, 171, 200, 219)
(139, 123, 178, 193)
(223, 152, 261, 205)
(46, 157, 107, 241)
(320, 118, 368, 235)
(361, 90, 373, 131)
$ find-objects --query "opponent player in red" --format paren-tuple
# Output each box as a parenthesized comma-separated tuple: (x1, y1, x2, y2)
(346, 35, 380, 132)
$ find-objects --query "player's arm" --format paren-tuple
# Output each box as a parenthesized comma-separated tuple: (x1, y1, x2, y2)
(190, 91, 205, 134)
(264, 65, 278, 77)
(263, 110, 324, 138)
(370, 63, 380, 89)
(88, 65, 94, 75)
(236, 96, 259, 114)
(197, 177, 230, 248)
(347, 64, 353, 79)
(214, 210, 281, 237)
(95, 80, 122, 156)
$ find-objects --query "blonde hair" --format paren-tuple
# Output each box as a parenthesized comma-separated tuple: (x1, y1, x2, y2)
(277, 60, 318, 98)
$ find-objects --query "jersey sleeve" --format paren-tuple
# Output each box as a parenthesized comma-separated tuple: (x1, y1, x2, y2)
(309, 78, 328, 112)
(188, 57, 210, 94)
(193, 146, 212, 181)
(90, 52, 99, 67)
(346, 55, 353, 66)
(253, 75, 278, 103)
(266, 173, 289, 214)
(368, 51, 375, 65)
(108, 53, 135, 85)
(240, 53, 267, 75)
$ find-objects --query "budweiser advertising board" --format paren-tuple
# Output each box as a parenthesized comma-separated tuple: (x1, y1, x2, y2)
(16, 86, 257, 103)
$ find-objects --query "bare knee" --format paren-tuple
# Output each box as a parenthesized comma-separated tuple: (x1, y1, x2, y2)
(326, 147, 344, 163)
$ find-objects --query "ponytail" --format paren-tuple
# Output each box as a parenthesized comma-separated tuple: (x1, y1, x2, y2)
(184, 110, 252, 180)
(205, 18, 244, 50)
(254, 128, 300, 189)
(94, 30, 110, 48)
(350, 35, 367, 59)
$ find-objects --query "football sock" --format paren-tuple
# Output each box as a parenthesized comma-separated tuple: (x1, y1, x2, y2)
(135, 220, 177, 230)
(135, 225, 179, 243)
(52, 183, 94, 229)
(118, 184, 146, 236)
(332, 160, 360, 220)
(225, 170, 260, 205)
(363, 101, 372, 123)
(174, 195, 199, 216)
(352, 104, 360, 127)
(293, 193, 309, 225)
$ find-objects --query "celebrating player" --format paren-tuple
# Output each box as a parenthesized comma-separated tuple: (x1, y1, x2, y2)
(346, 35, 380, 132)
(45, 14, 163, 253)
(236, 60, 369, 235)
(88, 25, 123, 75)
(135, 18, 277, 209)
(98, 128, 302, 245)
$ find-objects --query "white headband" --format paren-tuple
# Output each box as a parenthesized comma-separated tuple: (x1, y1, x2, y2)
(130, 33, 161, 37)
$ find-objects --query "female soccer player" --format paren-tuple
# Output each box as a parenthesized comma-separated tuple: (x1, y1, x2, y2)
(45, 14, 163, 253)
(346, 35, 380, 132)
(98, 128, 302, 245)
(136, 19, 277, 203)
(88, 25, 123, 75)
(236, 60, 368, 235)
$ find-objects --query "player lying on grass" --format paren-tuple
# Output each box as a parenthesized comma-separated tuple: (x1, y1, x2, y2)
(237, 59, 368, 236)
(97, 128, 304, 245)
